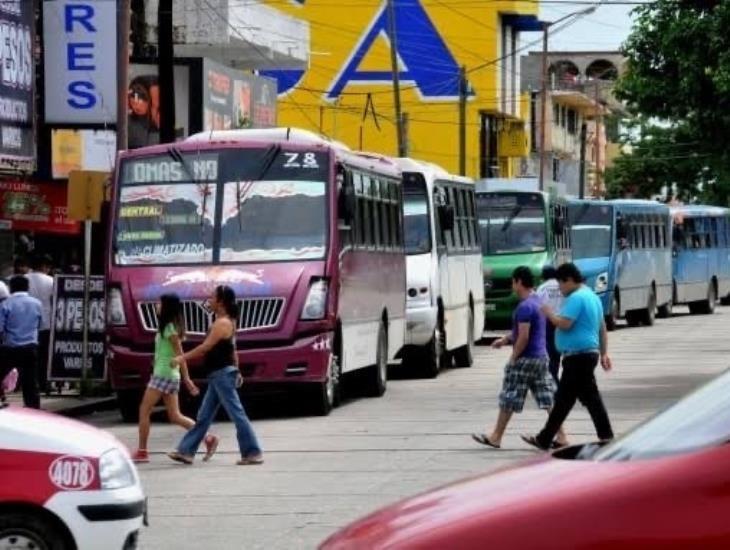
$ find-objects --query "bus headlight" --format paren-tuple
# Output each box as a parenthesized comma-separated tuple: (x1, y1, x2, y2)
(301, 279, 328, 320)
(107, 288, 127, 326)
(595, 272, 609, 294)
(99, 449, 136, 490)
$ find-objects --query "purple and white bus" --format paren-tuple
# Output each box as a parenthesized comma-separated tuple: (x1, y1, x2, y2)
(106, 128, 406, 418)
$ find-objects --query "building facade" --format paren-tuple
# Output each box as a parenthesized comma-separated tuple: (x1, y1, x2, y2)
(521, 51, 625, 197)
(260, 0, 541, 178)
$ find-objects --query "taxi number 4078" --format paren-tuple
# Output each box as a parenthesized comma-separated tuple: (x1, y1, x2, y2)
(48, 455, 95, 491)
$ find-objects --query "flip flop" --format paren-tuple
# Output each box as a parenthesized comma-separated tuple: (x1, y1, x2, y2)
(237, 455, 264, 465)
(521, 435, 550, 451)
(471, 433, 501, 449)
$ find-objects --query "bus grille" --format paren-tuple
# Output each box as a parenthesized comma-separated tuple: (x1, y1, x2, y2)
(138, 298, 285, 335)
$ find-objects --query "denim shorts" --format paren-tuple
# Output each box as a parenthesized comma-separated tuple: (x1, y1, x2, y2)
(498, 356, 556, 413)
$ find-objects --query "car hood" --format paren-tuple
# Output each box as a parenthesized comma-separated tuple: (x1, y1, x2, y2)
(320, 454, 658, 549)
(0, 408, 123, 457)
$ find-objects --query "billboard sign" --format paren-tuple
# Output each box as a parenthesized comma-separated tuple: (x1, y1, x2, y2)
(43, 0, 117, 123)
(0, 1, 35, 170)
(0, 180, 80, 235)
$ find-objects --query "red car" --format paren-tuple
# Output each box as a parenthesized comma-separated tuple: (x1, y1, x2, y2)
(321, 369, 730, 549)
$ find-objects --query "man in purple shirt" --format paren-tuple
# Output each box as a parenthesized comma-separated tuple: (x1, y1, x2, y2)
(472, 266, 568, 449)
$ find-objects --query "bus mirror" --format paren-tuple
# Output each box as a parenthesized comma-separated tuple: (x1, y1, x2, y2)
(439, 204, 455, 232)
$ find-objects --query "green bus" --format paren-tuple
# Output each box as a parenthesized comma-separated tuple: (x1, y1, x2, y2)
(475, 183, 571, 328)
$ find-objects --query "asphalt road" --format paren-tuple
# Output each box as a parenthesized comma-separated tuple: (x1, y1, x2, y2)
(83, 305, 730, 549)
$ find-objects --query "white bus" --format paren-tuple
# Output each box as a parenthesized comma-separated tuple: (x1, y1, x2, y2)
(396, 158, 485, 377)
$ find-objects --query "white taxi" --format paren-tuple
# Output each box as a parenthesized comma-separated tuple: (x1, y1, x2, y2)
(0, 407, 145, 549)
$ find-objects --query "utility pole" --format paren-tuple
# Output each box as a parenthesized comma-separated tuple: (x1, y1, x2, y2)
(458, 65, 467, 176)
(117, 0, 131, 151)
(401, 112, 409, 157)
(387, 0, 405, 157)
(578, 122, 587, 198)
(158, 0, 175, 143)
(538, 23, 549, 191)
(593, 79, 602, 196)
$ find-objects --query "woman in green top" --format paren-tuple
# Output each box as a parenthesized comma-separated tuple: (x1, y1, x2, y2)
(132, 294, 218, 463)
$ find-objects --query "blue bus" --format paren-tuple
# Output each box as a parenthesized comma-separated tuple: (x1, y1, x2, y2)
(569, 199, 673, 330)
(670, 205, 730, 313)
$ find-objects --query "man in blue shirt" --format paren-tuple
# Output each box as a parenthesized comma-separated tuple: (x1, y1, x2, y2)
(472, 266, 567, 449)
(522, 263, 614, 450)
(0, 275, 42, 408)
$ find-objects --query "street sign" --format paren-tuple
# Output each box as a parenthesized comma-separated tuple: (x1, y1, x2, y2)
(67, 170, 108, 222)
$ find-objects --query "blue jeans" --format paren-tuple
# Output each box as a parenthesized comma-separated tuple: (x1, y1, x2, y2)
(177, 366, 262, 458)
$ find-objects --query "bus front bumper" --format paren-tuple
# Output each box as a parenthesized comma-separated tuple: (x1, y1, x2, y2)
(108, 332, 334, 388)
(405, 304, 437, 347)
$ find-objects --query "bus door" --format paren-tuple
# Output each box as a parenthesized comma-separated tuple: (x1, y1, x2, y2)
(433, 185, 452, 322)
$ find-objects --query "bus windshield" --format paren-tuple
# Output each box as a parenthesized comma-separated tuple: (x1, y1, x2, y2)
(403, 179, 431, 255)
(477, 192, 546, 255)
(115, 148, 329, 265)
(570, 203, 614, 259)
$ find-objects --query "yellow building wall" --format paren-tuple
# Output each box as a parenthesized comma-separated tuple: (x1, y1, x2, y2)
(263, 0, 537, 178)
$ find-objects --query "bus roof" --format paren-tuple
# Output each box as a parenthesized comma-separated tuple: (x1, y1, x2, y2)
(570, 198, 669, 210)
(392, 157, 473, 185)
(185, 128, 351, 150)
(119, 128, 402, 179)
(670, 204, 730, 217)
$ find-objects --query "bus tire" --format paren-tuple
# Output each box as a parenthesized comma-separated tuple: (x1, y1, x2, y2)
(721, 295, 730, 306)
(364, 322, 388, 397)
(625, 310, 641, 327)
(0, 511, 73, 550)
(657, 301, 673, 318)
(454, 309, 475, 368)
(419, 329, 442, 379)
(117, 389, 141, 423)
(313, 352, 341, 416)
(605, 296, 619, 331)
(640, 288, 657, 326)
(694, 282, 717, 315)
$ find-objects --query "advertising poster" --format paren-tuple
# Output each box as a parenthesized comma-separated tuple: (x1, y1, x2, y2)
(128, 64, 190, 149)
(0, 1, 35, 170)
(48, 276, 106, 381)
(0, 181, 80, 235)
(203, 59, 277, 131)
(51, 129, 116, 179)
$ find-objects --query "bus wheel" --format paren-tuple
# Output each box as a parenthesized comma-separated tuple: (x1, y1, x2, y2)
(625, 310, 641, 327)
(454, 309, 475, 368)
(364, 322, 388, 397)
(313, 353, 341, 416)
(657, 300, 673, 318)
(640, 289, 657, 326)
(721, 294, 730, 306)
(417, 328, 442, 379)
(606, 297, 619, 331)
(117, 389, 141, 423)
(695, 283, 717, 315)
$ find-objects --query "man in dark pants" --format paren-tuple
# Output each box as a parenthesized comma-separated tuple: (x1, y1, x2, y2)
(0, 276, 42, 408)
(522, 263, 614, 450)
(27, 254, 55, 395)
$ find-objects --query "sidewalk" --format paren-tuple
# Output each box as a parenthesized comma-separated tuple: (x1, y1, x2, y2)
(6, 390, 116, 417)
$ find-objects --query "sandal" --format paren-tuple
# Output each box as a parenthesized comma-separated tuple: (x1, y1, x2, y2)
(237, 455, 264, 465)
(471, 433, 500, 449)
(520, 435, 550, 451)
(203, 435, 219, 462)
(167, 451, 194, 465)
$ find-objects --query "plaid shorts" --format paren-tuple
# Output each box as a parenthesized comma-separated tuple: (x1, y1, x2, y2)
(148, 375, 181, 395)
(498, 356, 556, 413)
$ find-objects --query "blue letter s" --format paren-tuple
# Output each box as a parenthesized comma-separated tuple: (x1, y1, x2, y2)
(67, 81, 96, 109)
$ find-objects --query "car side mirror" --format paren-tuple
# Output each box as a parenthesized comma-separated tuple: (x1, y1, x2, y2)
(438, 204, 455, 232)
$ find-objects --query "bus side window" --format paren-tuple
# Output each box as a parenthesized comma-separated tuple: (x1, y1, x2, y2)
(379, 179, 390, 251)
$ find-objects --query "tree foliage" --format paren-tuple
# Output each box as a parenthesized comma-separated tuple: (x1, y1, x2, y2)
(612, 0, 730, 204)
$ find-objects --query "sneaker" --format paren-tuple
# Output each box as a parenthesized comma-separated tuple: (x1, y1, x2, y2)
(203, 435, 219, 462)
(132, 449, 150, 463)
(167, 451, 194, 465)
